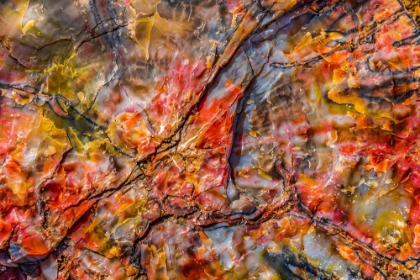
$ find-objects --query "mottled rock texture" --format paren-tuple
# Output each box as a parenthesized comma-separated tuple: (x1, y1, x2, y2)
(1, 0, 420, 279)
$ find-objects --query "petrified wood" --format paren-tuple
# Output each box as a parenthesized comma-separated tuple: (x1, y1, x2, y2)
(1, 0, 420, 279)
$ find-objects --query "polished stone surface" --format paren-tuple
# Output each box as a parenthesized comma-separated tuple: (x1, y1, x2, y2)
(1, 0, 420, 278)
